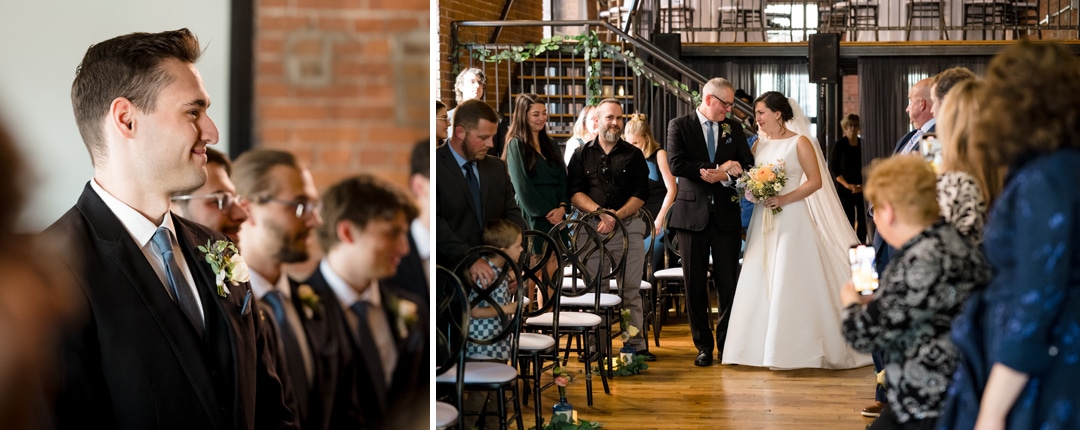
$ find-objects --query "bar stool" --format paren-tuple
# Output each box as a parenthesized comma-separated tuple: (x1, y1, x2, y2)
(907, 0, 949, 40)
(1008, 0, 1041, 39)
(849, 0, 880, 41)
(718, 0, 766, 42)
(964, 0, 1009, 39)
(660, 4, 696, 42)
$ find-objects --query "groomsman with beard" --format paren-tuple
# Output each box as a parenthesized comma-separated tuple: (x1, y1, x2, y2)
(232, 149, 347, 430)
(45, 28, 295, 429)
(302, 174, 428, 428)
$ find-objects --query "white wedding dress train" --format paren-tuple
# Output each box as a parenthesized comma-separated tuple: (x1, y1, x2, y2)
(721, 134, 872, 370)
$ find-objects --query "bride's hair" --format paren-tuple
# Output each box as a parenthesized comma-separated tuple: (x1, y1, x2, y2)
(754, 91, 794, 122)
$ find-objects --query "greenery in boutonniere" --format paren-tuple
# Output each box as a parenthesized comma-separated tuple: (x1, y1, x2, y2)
(198, 239, 250, 297)
(296, 284, 321, 320)
(721, 122, 732, 138)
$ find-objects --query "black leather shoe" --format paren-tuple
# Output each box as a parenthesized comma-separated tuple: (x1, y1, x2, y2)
(637, 350, 657, 362)
(694, 351, 713, 366)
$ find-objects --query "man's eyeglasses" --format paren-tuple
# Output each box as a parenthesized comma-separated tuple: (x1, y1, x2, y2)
(435, 115, 449, 122)
(710, 94, 736, 109)
(171, 192, 238, 212)
(260, 197, 320, 218)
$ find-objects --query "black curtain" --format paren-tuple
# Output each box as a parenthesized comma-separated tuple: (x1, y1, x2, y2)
(856, 56, 992, 168)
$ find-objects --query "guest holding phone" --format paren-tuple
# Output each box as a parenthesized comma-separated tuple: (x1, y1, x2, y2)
(840, 155, 990, 430)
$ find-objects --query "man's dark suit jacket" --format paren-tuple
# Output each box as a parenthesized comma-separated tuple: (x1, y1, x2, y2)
(46, 184, 295, 430)
(385, 228, 428, 302)
(666, 113, 754, 232)
(435, 144, 527, 269)
(875, 124, 936, 273)
(302, 264, 429, 428)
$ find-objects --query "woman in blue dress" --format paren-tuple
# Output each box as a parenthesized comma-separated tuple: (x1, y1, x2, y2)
(938, 41, 1080, 430)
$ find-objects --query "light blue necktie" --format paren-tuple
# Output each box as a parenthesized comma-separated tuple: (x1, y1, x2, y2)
(706, 121, 717, 162)
(151, 227, 204, 337)
(902, 128, 924, 154)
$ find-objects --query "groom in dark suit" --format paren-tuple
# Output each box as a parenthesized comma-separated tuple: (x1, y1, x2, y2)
(666, 77, 754, 367)
(435, 99, 527, 283)
(45, 29, 295, 429)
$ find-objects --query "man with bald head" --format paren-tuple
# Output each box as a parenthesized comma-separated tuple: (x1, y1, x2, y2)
(863, 76, 938, 419)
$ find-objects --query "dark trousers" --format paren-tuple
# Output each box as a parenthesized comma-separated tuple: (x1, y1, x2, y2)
(837, 186, 867, 244)
(873, 351, 886, 402)
(674, 217, 741, 355)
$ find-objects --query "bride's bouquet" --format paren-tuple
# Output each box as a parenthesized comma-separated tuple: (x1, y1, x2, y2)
(732, 159, 788, 214)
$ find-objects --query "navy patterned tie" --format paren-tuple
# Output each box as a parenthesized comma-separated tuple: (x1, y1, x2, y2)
(463, 162, 483, 228)
(151, 227, 203, 337)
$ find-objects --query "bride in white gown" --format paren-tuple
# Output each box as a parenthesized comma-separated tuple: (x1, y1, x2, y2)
(722, 92, 872, 370)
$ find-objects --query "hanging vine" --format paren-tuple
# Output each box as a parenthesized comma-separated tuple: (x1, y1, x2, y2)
(466, 30, 699, 107)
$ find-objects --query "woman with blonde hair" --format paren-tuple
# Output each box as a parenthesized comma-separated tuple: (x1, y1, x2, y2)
(939, 40, 1080, 430)
(934, 78, 1001, 244)
(624, 113, 677, 274)
(563, 105, 597, 166)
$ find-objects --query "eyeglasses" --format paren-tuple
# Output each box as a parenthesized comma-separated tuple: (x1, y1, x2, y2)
(260, 197, 320, 218)
(171, 192, 238, 212)
(435, 115, 449, 122)
(710, 94, 736, 109)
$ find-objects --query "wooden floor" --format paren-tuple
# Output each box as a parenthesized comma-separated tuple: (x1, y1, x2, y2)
(521, 315, 878, 429)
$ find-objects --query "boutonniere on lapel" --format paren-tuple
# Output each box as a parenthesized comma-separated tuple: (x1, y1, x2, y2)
(388, 296, 419, 340)
(296, 284, 322, 320)
(721, 123, 732, 139)
(198, 239, 251, 297)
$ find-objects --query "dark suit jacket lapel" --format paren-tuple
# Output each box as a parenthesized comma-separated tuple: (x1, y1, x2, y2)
(683, 114, 711, 163)
(76, 187, 224, 423)
(379, 282, 427, 400)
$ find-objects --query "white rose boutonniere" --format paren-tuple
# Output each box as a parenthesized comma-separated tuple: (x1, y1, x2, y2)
(721, 122, 732, 138)
(393, 298, 419, 339)
(198, 239, 250, 297)
(296, 284, 321, 320)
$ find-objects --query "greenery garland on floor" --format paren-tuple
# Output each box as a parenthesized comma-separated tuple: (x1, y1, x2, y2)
(467, 30, 699, 107)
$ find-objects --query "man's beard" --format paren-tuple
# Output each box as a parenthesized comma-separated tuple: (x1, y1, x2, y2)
(268, 220, 310, 263)
(602, 124, 622, 143)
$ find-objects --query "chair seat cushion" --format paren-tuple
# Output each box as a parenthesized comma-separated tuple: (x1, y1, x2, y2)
(436, 362, 519, 384)
(606, 279, 651, 290)
(434, 401, 458, 429)
(518, 332, 556, 351)
(525, 311, 602, 327)
(561, 292, 622, 307)
(653, 267, 686, 279)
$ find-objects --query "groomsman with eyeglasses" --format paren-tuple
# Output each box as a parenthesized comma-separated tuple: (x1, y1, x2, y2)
(170, 147, 248, 244)
(232, 149, 350, 430)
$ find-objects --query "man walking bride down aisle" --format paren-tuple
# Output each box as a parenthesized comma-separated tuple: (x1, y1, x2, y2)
(722, 91, 872, 370)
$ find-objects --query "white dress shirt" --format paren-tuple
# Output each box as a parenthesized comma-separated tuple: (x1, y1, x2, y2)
(90, 179, 204, 321)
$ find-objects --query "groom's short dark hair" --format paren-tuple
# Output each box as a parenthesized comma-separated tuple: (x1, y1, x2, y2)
(71, 29, 202, 165)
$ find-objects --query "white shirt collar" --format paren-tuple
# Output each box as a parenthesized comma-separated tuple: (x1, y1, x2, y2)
(249, 267, 292, 301)
(90, 179, 177, 248)
(410, 218, 430, 260)
(320, 259, 381, 310)
(920, 118, 936, 133)
(695, 109, 712, 126)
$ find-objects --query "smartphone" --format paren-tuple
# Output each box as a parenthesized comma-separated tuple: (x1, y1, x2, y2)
(849, 244, 878, 296)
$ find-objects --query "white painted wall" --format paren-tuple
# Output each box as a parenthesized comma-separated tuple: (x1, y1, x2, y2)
(0, 0, 231, 232)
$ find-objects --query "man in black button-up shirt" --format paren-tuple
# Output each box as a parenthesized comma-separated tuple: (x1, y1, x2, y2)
(566, 99, 653, 359)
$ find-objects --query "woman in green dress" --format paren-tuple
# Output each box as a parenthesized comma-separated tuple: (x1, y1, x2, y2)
(502, 93, 569, 233)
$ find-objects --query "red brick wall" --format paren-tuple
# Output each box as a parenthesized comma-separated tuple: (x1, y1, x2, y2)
(254, 0, 428, 191)
(842, 74, 860, 120)
(438, 0, 544, 109)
